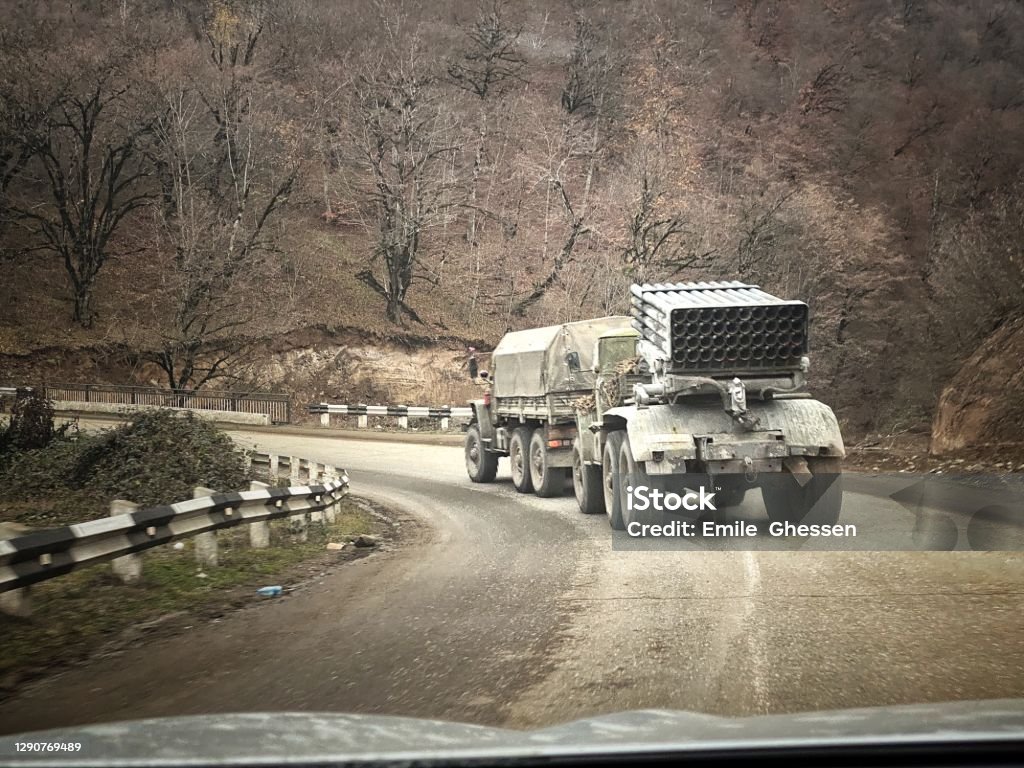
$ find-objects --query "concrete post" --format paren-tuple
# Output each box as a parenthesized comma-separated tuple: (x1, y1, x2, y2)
(357, 415, 368, 429)
(398, 415, 409, 429)
(248, 480, 271, 549)
(193, 486, 218, 569)
(290, 456, 301, 484)
(310, 464, 325, 525)
(0, 523, 31, 616)
(441, 417, 450, 431)
(0, 588, 31, 618)
(110, 499, 142, 584)
(320, 412, 330, 427)
(322, 465, 338, 523)
(268, 453, 280, 482)
(291, 512, 309, 542)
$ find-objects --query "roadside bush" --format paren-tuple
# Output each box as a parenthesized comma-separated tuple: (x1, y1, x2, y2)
(0, 411, 251, 525)
(71, 411, 251, 508)
(0, 389, 57, 455)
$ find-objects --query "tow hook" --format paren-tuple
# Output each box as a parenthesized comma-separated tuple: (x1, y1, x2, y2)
(726, 377, 761, 431)
(743, 456, 757, 483)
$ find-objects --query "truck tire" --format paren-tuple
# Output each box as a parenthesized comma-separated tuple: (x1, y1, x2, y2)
(714, 486, 747, 508)
(762, 457, 842, 526)
(465, 424, 498, 483)
(602, 431, 625, 530)
(509, 426, 535, 494)
(572, 438, 604, 515)
(619, 434, 665, 530)
(529, 429, 564, 497)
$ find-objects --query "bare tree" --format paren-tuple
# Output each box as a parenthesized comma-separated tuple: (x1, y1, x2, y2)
(146, 30, 297, 391)
(351, 43, 459, 324)
(621, 147, 715, 282)
(928, 179, 1024, 351)
(448, 0, 526, 100)
(562, 15, 603, 116)
(0, 94, 36, 246)
(204, 0, 269, 70)
(799, 63, 850, 115)
(9, 69, 152, 327)
(513, 175, 588, 316)
(0, 86, 36, 215)
(735, 189, 795, 278)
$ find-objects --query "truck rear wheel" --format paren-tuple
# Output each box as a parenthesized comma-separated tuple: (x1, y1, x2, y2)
(714, 485, 747, 508)
(762, 457, 842, 526)
(619, 434, 665, 530)
(509, 426, 535, 494)
(602, 431, 625, 530)
(529, 429, 564, 497)
(572, 438, 604, 515)
(465, 424, 498, 483)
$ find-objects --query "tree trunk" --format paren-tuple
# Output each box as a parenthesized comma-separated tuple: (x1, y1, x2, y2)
(386, 293, 403, 324)
(73, 288, 94, 328)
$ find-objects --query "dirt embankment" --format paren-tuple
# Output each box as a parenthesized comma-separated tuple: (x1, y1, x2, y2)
(931, 317, 1024, 455)
(0, 326, 486, 412)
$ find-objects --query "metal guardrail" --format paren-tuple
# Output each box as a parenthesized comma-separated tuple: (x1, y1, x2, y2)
(308, 403, 473, 418)
(0, 452, 348, 595)
(308, 403, 473, 430)
(10, 383, 291, 423)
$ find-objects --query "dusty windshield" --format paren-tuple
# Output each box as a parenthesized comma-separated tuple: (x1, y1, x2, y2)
(1, 0, 1023, 757)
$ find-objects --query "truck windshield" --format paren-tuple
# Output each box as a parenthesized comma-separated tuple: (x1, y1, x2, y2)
(598, 337, 638, 373)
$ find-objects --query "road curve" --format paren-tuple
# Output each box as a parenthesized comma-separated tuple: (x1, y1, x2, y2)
(1, 431, 1023, 734)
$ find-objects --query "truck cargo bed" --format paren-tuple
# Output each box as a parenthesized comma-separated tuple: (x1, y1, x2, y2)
(492, 392, 583, 421)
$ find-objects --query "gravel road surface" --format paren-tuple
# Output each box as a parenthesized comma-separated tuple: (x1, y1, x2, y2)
(1, 429, 1022, 734)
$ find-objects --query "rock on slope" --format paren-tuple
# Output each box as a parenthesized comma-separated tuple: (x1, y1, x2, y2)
(932, 317, 1024, 454)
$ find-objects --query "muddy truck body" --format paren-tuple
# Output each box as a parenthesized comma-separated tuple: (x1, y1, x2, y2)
(464, 281, 845, 530)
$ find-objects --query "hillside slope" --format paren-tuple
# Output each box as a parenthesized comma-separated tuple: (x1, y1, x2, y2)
(2, 0, 1023, 441)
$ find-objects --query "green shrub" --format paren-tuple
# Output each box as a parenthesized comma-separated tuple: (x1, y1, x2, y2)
(0, 389, 56, 455)
(0, 410, 251, 523)
(73, 411, 251, 508)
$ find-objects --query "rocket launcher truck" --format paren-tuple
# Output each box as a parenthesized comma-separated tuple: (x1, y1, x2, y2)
(464, 281, 845, 530)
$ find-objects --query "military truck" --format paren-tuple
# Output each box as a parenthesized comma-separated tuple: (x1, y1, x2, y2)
(464, 281, 845, 531)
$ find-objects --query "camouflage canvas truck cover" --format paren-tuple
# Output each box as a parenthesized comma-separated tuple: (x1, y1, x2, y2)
(489, 316, 633, 414)
(466, 317, 633, 496)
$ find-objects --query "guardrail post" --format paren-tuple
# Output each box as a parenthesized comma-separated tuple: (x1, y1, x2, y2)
(320, 411, 330, 428)
(398, 415, 409, 429)
(269, 454, 280, 480)
(0, 523, 32, 616)
(110, 499, 143, 584)
(357, 414, 368, 429)
(248, 480, 271, 549)
(323, 466, 338, 523)
(193, 487, 218, 568)
(441, 417, 450, 431)
(310, 464, 326, 524)
(0, 587, 31, 617)
(290, 456, 301, 484)
(291, 510, 309, 542)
